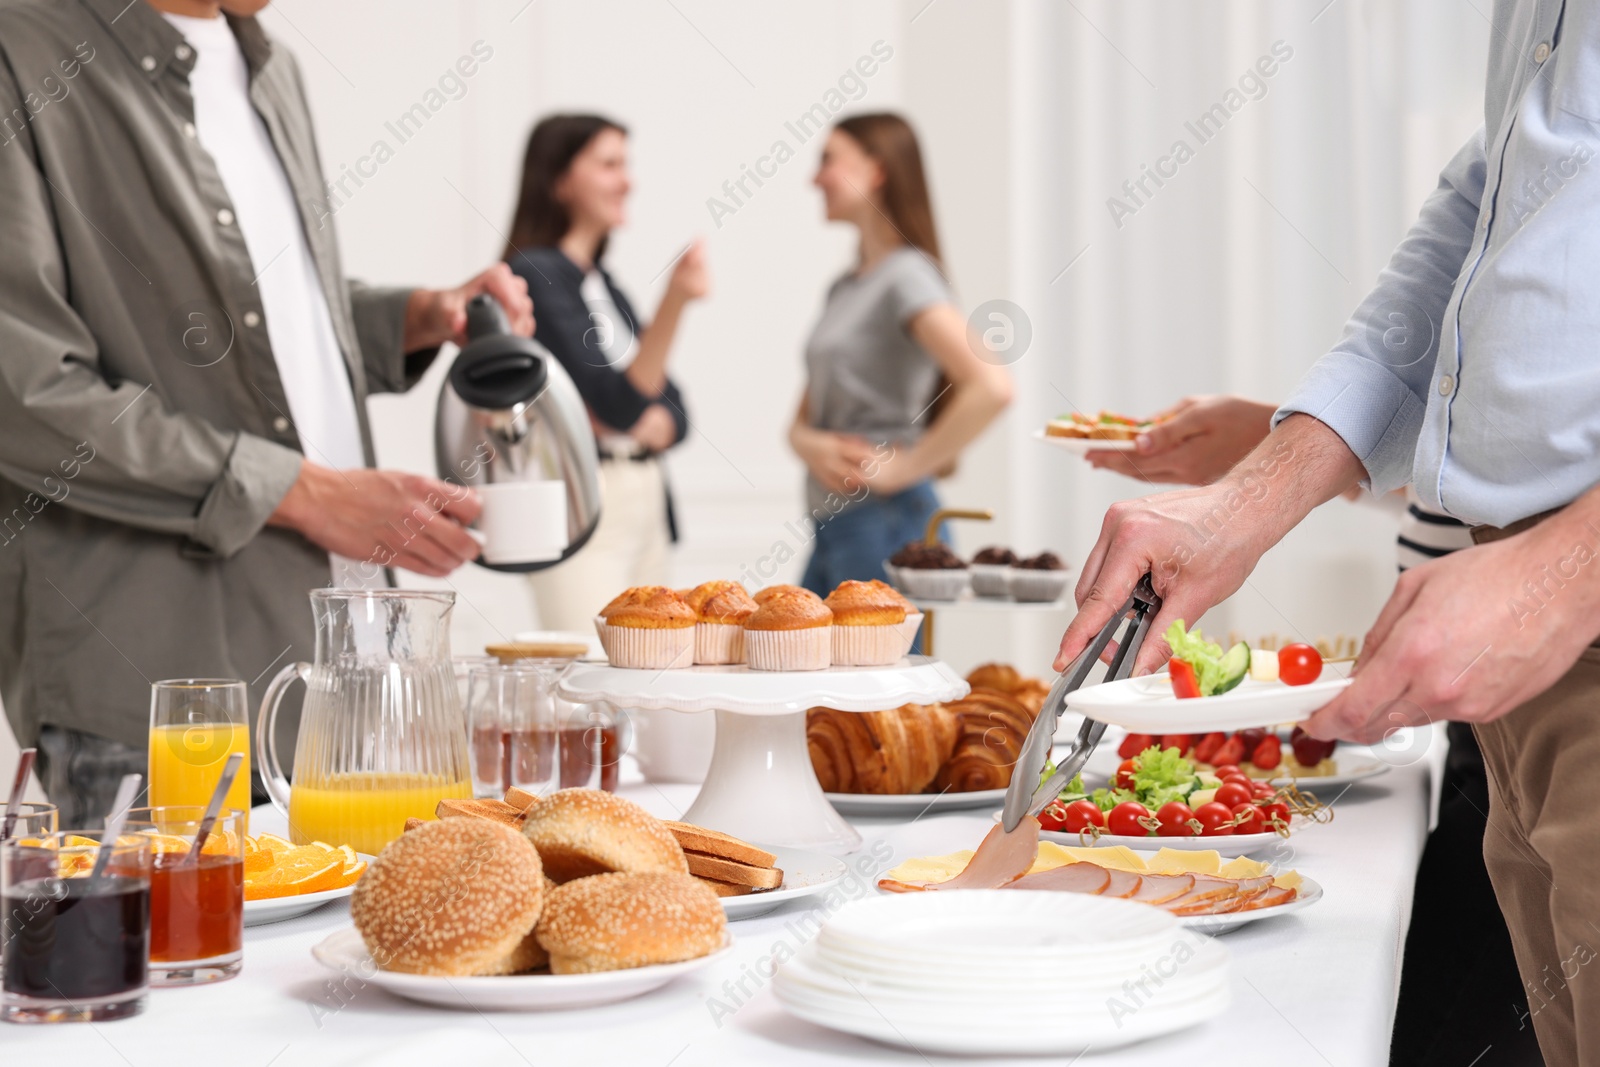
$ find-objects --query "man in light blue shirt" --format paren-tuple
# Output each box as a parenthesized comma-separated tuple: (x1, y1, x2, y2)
(1057, 4, 1600, 1062)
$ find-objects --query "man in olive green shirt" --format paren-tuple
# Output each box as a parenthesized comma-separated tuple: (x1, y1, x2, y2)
(0, 0, 533, 824)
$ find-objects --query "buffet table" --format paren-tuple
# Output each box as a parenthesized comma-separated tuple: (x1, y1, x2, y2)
(4, 737, 1441, 1067)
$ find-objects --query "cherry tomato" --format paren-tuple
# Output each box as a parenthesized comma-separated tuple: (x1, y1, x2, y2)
(1118, 733, 1156, 760)
(1159, 733, 1194, 757)
(1107, 801, 1153, 838)
(1212, 764, 1243, 781)
(1278, 643, 1323, 686)
(1155, 802, 1199, 837)
(1115, 759, 1138, 791)
(1221, 773, 1253, 790)
(1193, 732, 1227, 763)
(1193, 802, 1236, 836)
(1231, 804, 1267, 836)
(1214, 781, 1254, 809)
(1212, 736, 1246, 767)
(1169, 658, 1202, 699)
(1062, 800, 1106, 834)
(1037, 801, 1068, 832)
(1261, 802, 1291, 831)
(1251, 782, 1277, 801)
(1252, 734, 1283, 770)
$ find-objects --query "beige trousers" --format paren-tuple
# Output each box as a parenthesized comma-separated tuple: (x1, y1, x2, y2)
(527, 457, 670, 632)
(1471, 515, 1600, 1067)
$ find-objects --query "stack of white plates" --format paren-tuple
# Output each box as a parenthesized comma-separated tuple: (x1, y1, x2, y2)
(773, 890, 1230, 1055)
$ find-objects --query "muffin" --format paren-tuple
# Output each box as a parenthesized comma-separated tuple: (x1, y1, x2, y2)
(1008, 552, 1070, 602)
(753, 584, 809, 605)
(969, 546, 1017, 598)
(595, 587, 695, 669)
(864, 579, 926, 655)
(824, 580, 911, 666)
(885, 542, 969, 601)
(743, 589, 832, 671)
(684, 580, 758, 664)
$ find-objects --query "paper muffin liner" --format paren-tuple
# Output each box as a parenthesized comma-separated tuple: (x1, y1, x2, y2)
(1007, 569, 1070, 603)
(744, 626, 832, 671)
(892, 567, 969, 602)
(594, 616, 695, 669)
(896, 612, 924, 656)
(694, 621, 745, 665)
(968, 563, 1012, 598)
(830, 622, 906, 666)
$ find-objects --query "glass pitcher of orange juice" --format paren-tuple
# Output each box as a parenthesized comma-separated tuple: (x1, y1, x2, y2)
(257, 590, 470, 855)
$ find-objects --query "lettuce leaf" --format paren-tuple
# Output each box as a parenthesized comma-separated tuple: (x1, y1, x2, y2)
(1166, 620, 1228, 696)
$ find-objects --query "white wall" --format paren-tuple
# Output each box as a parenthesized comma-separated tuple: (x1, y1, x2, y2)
(0, 0, 1492, 780)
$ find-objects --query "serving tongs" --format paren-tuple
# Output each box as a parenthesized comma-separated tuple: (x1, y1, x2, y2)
(1001, 574, 1162, 832)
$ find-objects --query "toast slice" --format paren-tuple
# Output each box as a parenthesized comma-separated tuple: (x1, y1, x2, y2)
(663, 821, 777, 868)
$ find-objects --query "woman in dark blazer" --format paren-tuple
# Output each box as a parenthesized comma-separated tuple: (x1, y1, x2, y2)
(504, 114, 708, 629)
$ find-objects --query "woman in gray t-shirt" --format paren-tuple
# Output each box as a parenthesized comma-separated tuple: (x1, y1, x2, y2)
(789, 114, 1012, 594)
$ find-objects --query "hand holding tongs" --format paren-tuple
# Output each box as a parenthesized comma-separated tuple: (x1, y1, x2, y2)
(1001, 574, 1162, 832)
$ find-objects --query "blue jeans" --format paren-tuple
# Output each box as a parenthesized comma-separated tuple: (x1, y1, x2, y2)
(801, 480, 945, 603)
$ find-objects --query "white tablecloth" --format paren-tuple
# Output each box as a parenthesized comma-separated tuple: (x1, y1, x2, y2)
(5, 742, 1441, 1067)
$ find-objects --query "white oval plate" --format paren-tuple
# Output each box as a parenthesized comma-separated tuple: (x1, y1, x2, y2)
(825, 787, 1006, 818)
(1081, 737, 1393, 794)
(722, 845, 847, 920)
(1032, 428, 1139, 453)
(1066, 665, 1353, 734)
(243, 852, 373, 926)
(245, 883, 356, 926)
(1178, 875, 1323, 935)
(991, 810, 1297, 858)
(311, 927, 733, 1010)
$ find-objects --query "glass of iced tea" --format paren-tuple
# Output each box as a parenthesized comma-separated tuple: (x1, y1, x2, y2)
(121, 806, 245, 986)
(1, 831, 152, 1023)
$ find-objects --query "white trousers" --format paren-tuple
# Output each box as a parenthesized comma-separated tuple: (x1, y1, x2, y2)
(527, 457, 671, 631)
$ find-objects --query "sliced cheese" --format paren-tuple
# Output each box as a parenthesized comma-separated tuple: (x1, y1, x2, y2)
(1218, 856, 1269, 879)
(1272, 869, 1304, 891)
(1037, 843, 1147, 872)
(882, 851, 971, 885)
(1148, 848, 1222, 875)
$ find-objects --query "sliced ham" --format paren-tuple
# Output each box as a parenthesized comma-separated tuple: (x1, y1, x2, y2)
(1224, 884, 1298, 913)
(1100, 868, 1143, 899)
(1163, 874, 1277, 916)
(1005, 862, 1112, 895)
(925, 816, 1041, 891)
(1127, 872, 1195, 905)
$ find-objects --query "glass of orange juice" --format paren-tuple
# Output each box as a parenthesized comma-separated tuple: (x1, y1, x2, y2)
(148, 680, 251, 835)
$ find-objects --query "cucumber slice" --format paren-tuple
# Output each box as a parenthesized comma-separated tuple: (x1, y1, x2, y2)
(1213, 641, 1251, 695)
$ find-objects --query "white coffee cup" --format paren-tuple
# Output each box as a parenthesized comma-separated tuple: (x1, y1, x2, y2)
(476, 481, 567, 565)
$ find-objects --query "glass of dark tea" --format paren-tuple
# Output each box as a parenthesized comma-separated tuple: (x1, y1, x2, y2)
(466, 660, 629, 797)
(1, 831, 152, 1023)
(123, 807, 245, 985)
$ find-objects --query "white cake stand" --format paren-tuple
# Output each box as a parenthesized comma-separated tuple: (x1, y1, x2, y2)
(558, 656, 969, 854)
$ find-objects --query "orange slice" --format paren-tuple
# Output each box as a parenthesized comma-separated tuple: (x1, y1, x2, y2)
(329, 859, 366, 890)
(246, 856, 343, 900)
(256, 833, 293, 854)
(138, 832, 193, 854)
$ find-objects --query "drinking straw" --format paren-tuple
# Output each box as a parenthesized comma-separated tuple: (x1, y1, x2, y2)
(1, 747, 36, 840)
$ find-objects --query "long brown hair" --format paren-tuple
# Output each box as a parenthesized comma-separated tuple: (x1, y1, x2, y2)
(834, 114, 954, 466)
(504, 114, 627, 262)
(833, 113, 943, 271)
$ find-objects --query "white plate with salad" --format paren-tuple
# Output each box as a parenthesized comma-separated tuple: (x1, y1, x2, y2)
(1033, 428, 1139, 454)
(1066, 622, 1352, 733)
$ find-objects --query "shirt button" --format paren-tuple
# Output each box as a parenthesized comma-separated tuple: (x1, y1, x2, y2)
(243, 311, 261, 328)
(140, 55, 157, 72)
(1439, 374, 1455, 396)
(175, 44, 192, 61)
(1535, 42, 1551, 63)
(182, 122, 197, 139)
(272, 416, 291, 433)
(216, 208, 235, 226)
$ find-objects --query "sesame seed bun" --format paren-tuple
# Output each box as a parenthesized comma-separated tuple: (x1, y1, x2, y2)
(351, 819, 544, 977)
(521, 789, 688, 883)
(535, 871, 727, 974)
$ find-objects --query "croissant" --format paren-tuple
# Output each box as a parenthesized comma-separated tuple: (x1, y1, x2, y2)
(933, 688, 1038, 793)
(807, 703, 958, 795)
